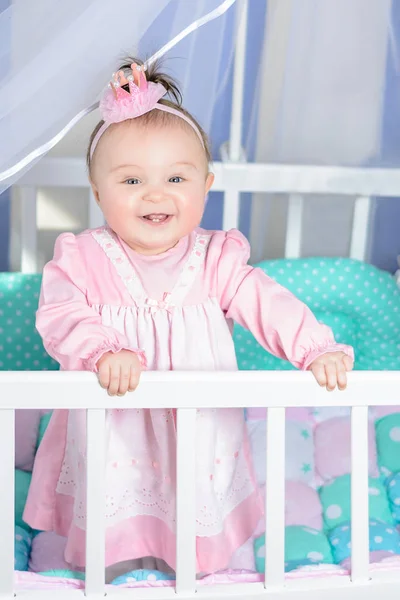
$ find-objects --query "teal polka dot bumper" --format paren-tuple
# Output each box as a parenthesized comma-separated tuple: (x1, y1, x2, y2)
(233, 257, 400, 371)
(0, 274, 58, 370)
(2, 256, 400, 371)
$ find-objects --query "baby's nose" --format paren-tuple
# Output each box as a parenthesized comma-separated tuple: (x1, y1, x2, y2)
(143, 187, 165, 202)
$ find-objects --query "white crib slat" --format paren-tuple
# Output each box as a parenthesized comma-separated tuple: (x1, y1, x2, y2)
(229, 0, 248, 162)
(265, 407, 285, 589)
(284, 194, 304, 258)
(20, 186, 38, 273)
(85, 409, 105, 597)
(349, 196, 372, 261)
(0, 409, 14, 598)
(222, 190, 241, 231)
(351, 406, 370, 583)
(176, 408, 197, 595)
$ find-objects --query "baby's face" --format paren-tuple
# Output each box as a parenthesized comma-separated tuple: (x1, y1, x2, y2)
(90, 120, 214, 255)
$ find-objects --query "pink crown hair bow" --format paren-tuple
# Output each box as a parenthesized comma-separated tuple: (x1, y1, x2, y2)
(89, 63, 205, 159)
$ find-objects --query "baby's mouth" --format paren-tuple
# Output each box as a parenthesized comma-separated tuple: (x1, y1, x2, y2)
(141, 214, 170, 223)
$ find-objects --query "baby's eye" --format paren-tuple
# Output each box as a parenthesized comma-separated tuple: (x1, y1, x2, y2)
(169, 176, 183, 183)
(125, 178, 140, 185)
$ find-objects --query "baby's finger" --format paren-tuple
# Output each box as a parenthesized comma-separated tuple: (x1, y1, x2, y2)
(325, 362, 337, 391)
(343, 355, 354, 372)
(98, 362, 110, 390)
(311, 362, 327, 387)
(108, 364, 121, 396)
(128, 365, 140, 392)
(336, 360, 348, 391)
(118, 365, 131, 396)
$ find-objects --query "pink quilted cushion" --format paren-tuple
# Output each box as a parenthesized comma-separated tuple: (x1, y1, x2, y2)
(15, 410, 42, 471)
(29, 532, 70, 573)
(314, 416, 378, 482)
(285, 480, 323, 530)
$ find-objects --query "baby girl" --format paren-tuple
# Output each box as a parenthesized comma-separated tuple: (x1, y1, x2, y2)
(24, 58, 353, 577)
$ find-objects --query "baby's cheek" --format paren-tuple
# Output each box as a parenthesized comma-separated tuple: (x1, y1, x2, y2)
(181, 195, 206, 228)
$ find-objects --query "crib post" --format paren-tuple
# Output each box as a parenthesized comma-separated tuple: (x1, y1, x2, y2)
(0, 409, 15, 598)
(85, 408, 106, 597)
(350, 405, 370, 583)
(349, 196, 372, 261)
(285, 194, 304, 258)
(176, 408, 197, 595)
(20, 186, 38, 273)
(265, 406, 286, 589)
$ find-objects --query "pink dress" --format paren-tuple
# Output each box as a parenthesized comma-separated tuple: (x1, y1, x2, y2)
(24, 226, 353, 572)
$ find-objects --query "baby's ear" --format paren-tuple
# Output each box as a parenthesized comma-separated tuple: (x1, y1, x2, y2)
(205, 172, 214, 194)
(90, 182, 100, 204)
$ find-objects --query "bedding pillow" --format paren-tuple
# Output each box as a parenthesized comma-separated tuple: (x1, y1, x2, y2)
(234, 257, 400, 371)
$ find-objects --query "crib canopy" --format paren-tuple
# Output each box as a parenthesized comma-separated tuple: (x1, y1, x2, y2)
(1, 0, 400, 196)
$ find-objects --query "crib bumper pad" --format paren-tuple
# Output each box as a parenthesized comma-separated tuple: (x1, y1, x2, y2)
(376, 414, 400, 477)
(314, 417, 378, 482)
(319, 474, 393, 531)
(254, 526, 333, 574)
(329, 520, 400, 565)
(15, 526, 32, 571)
(233, 257, 400, 372)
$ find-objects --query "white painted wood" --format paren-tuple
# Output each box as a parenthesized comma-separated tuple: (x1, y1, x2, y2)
(88, 189, 104, 229)
(0, 409, 14, 598)
(349, 196, 372, 261)
(20, 186, 37, 273)
(176, 408, 197, 595)
(265, 407, 285, 589)
(228, 0, 248, 162)
(350, 406, 370, 584)
(284, 193, 304, 258)
(222, 189, 241, 231)
(2, 371, 400, 410)
(12, 579, 400, 600)
(19, 158, 400, 198)
(85, 408, 105, 597)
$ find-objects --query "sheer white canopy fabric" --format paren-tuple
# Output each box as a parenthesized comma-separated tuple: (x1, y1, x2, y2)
(0, 0, 238, 194)
(250, 0, 399, 262)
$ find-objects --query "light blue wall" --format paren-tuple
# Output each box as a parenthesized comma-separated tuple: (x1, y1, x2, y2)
(370, 1, 400, 273)
(0, 0, 10, 270)
(3, 2, 398, 271)
(202, 0, 267, 234)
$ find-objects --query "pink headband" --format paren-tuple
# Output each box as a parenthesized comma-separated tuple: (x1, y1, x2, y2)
(89, 63, 204, 159)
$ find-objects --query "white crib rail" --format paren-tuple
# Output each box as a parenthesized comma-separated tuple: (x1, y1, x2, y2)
(2, 371, 400, 599)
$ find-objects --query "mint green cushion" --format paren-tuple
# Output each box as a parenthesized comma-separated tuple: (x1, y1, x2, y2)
(376, 414, 400, 475)
(254, 526, 333, 573)
(319, 474, 393, 531)
(15, 469, 32, 533)
(37, 411, 53, 447)
(233, 258, 400, 371)
(0, 274, 58, 371)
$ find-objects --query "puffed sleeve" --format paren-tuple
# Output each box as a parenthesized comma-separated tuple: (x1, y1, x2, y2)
(216, 230, 354, 370)
(36, 233, 146, 371)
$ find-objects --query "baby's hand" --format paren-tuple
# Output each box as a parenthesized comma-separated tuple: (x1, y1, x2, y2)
(309, 352, 353, 391)
(97, 350, 142, 396)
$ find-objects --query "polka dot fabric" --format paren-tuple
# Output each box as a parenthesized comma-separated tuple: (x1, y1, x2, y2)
(254, 526, 333, 574)
(329, 520, 400, 564)
(386, 473, 400, 521)
(233, 257, 400, 371)
(0, 274, 58, 371)
(14, 526, 32, 571)
(110, 569, 174, 585)
(319, 474, 393, 531)
(376, 414, 400, 475)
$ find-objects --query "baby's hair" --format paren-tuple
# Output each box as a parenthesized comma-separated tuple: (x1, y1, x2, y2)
(87, 57, 212, 173)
